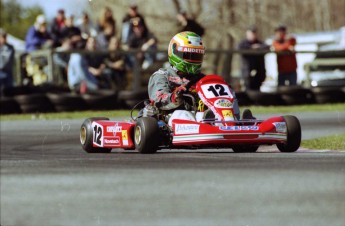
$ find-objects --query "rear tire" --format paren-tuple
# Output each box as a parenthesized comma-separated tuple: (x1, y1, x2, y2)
(232, 145, 259, 153)
(134, 117, 159, 154)
(277, 115, 301, 152)
(80, 117, 112, 153)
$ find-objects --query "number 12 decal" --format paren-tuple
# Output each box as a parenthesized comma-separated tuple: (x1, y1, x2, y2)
(207, 84, 229, 97)
(201, 84, 233, 99)
(92, 122, 103, 147)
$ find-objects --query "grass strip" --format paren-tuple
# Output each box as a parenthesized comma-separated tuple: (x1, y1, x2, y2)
(1, 103, 344, 121)
(302, 134, 345, 150)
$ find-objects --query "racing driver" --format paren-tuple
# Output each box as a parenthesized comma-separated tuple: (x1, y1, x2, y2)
(148, 31, 249, 120)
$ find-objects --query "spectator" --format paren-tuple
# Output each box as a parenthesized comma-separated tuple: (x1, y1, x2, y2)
(103, 36, 127, 89)
(53, 36, 72, 85)
(176, 11, 204, 37)
(67, 37, 98, 93)
(50, 9, 66, 47)
(121, 4, 148, 45)
(238, 26, 269, 90)
(61, 15, 82, 41)
(85, 36, 106, 79)
(25, 15, 53, 52)
(76, 12, 97, 40)
(98, 6, 116, 35)
(97, 21, 116, 50)
(272, 25, 298, 86)
(0, 29, 15, 93)
(127, 20, 157, 69)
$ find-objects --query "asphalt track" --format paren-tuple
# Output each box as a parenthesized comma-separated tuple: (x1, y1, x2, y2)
(1, 111, 345, 226)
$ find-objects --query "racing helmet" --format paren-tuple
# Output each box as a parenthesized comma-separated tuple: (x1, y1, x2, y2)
(168, 31, 205, 75)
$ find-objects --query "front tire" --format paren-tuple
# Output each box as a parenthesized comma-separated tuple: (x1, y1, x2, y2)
(134, 117, 159, 154)
(277, 115, 301, 152)
(80, 117, 112, 153)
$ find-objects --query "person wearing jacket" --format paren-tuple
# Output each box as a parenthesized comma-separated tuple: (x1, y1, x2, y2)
(0, 29, 15, 92)
(148, 31, 242, 119)
(25, 15, 53, 52)
(238, 26, 269, 90)
(272, 25, 298, 86)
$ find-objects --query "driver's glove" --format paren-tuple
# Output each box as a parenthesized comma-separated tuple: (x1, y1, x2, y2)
(171, 85, 187, 103)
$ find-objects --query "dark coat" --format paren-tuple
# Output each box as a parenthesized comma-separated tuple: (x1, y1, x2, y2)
(238, 39, 268, 90)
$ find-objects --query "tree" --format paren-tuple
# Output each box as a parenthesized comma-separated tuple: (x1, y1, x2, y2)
(0, 0, 44, 39)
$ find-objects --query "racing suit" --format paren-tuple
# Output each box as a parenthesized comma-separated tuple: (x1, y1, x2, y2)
(148, 66, 240, 118)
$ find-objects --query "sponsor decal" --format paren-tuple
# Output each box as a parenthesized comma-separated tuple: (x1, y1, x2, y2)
(107, 123, 122, 134)
(122, 130, 128, 146)
(104, 137, 120, 145)
(177, 46, 205, 54)
(219, 126, 259, 131)
(215, 99, 232, 108)
(222, 110, 233, 118)
(273, 122, 287, 133)
(175, 124, 200, 135)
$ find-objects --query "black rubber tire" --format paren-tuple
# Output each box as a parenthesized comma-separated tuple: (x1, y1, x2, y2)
(246, 90, 283, 106)
(0, 97, 21, 114)
(277, 115, 301, 152)
(134, 117, 159, 154)
(312, 87, 345, 104)
(47, 93, 87, 111)
(14, 94, 55, 113)
(232, 145, 259, 153)
(278, 86, 314, 105)
(235, 91, 253, 106)
(80, 117, 112, 153)
(2, 86, 31, 97)
(81, 90, 118, 110)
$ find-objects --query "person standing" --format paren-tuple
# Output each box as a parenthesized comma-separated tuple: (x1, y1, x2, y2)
(176, 11, 205, 37)
(272, 25, 298, 86)
(121, 4, 148, 45)
(50, 9, 66, 47)
(238, 26, 269, 90)
(0, 29, 15, 93)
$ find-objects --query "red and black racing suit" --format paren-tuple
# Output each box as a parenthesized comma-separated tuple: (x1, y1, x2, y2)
(148, 67, 240, 118)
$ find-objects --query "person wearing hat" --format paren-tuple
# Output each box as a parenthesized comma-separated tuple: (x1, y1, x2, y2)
(238, 26, 269, 90)
(272, 25, 297, 86)
(25, 14, 53, 52)
(0, 29, 15, 93)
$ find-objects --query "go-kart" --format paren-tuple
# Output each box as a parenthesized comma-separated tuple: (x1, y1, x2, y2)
(80, 75, 301, 153)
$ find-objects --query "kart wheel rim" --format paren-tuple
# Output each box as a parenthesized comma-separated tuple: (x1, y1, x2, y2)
(135, 126, 142, 145)
(80, 126, 87, 145)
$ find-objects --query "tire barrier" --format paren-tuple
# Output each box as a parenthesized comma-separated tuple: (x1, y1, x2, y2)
(118, 89, 149, 108)
(47, 93, 87, 112)
(81, 90, 118, 110)
(1, 87, 344, 114)
(277, 86, 314, 105)
(311, 87, 345, 104)
(246, 90, 284, 106)
(14, 94, 55, 113)
(0, 97, 21, 114)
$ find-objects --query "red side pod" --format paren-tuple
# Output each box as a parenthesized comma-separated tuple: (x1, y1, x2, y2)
(92, 120, 135, 148)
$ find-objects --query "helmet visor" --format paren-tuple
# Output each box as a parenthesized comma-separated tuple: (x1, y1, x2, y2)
(173, 44, 204, 63)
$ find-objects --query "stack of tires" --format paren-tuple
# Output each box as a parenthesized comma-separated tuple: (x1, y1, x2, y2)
(118, 89, 149, 108)
(277, 86, 314, 105)
(311, 87, 345, 104)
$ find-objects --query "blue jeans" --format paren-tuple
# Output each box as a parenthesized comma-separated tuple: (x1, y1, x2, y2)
(278, 71, 297, 86)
